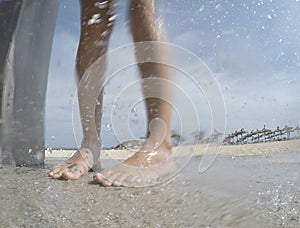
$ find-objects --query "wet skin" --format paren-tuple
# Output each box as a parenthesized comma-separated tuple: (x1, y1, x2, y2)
(49, 0, 174, 186)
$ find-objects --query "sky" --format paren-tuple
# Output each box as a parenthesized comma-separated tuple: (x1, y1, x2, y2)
(46, 0, 300, 149)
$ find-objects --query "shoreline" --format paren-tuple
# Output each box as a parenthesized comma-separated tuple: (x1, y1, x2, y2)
(45, 138, 300, 159)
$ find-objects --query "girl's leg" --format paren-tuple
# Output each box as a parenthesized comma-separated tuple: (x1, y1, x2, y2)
(93, 0, 174, 187)
(49, 0, 115, 179)
(129, 0, 172, 149)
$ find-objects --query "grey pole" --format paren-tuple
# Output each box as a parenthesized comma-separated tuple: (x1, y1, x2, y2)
(0, 0, 59, 167)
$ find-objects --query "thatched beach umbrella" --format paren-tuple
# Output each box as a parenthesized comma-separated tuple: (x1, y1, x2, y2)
(234, 128, 247, 144)
(293, 125, 300, 138)
(223, 133, 235, 144)
(243, 130, 256, 144)
(264, 130, 274, 142)
(283, 125, 293, 139)
(259, 125, 272, 142)
(251, 129, 263, 143)
(230, 130, 239, 144)
(273, 126, 284, 141)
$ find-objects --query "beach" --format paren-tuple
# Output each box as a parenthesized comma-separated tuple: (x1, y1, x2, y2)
(0, 139, 299, 227)
(46, 138, 300, 159)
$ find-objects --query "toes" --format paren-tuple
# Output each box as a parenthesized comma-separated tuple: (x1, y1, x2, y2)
(93, 172, 129, 187)
(49, 149, 93, 180)
(49, 166, 69, 179)
(93, 173, 112, 186)
(93, 173, 108, 185)
(49, 165, 64, 175)
(101, 179, 113, 187)
(61, 170, 81, 180)
(93, 172, 116, 186)
(112, 174, 128, 187)
(61, 164, 87, 180)
(49, 164, 85, 180)
(123, 175, 136, 186)
(61, 171, 81, 180)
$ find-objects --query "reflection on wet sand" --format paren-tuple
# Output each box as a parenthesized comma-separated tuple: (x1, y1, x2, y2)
(1, 143, 299, 227)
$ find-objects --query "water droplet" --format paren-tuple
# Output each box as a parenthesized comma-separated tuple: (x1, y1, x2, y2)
(88, 14, 102, 25)
(105, 123, 112, 131)
(46, 148, 53, 154)
(96, 99, 101, 105)
(109, 14, 117, 22)
(95, 1, 108, 9)
(101, 30, 109, 37)
(215, 3, 221, 9)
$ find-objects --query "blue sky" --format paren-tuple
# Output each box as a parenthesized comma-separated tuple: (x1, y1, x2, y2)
(46, 0, 300, 148)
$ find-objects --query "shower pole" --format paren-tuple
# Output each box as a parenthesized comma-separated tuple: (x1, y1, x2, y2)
(0, 0, 59, 167)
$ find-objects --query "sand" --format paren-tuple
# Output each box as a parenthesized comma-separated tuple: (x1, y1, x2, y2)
(1, 150, 300, 227)
(46, 139, 300, 159)
(0, 139, 299, 227)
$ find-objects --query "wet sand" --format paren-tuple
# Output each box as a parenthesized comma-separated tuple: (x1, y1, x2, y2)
(1, 140, 300, 227)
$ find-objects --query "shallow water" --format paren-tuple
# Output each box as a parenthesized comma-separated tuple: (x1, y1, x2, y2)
(0, 153, 299, 227)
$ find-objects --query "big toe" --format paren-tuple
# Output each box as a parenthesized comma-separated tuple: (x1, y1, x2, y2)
(112, 174, 129, 187)
(49, 166, 68, 179)
(93, 173, 110, 186)
(49, 165, 63, 177)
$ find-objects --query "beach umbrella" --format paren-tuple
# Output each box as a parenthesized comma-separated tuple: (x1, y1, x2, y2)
(283, 125, 293, 139)
(276, 127, 285, 141)
(263, 130, 274, 142)
(272, 126, 282, 141)
(244, 130, 256, 144)
(235, 128, 247, 144)
(259, 125, 272, 142)
(293, 125, 300, 137)
(242, 130, 256, 144)
(230, 130, 239, 144)
(251, 129, 263, 143)
(223, 133, 234, 144)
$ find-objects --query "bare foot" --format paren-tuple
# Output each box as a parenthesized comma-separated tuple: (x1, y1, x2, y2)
(48, 148, 93, 180)
(93, 142, 175, 187)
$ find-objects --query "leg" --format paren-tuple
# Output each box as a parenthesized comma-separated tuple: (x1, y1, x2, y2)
(49, 0, 115, 179)
(94, 0, 174, 187)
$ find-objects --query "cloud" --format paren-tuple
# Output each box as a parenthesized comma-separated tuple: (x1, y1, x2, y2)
(45, 0, 300, 148)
